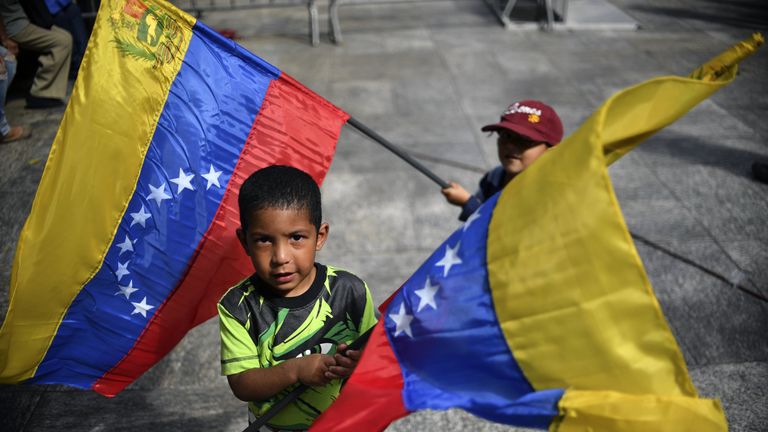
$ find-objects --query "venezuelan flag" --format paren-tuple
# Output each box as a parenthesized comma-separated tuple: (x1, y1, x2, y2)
(310, 33, 763, 432)
(0, 0, 348, 396)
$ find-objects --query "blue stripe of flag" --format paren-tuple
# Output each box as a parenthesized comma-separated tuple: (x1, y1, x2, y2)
(384, 193, 563, 428)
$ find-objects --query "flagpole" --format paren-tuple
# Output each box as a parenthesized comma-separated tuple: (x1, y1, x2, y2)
(241, 326, 376, 432)
(347, 117, 452, 189)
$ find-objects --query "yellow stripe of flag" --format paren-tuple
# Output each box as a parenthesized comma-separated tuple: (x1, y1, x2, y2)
(487, 33, 762, 431)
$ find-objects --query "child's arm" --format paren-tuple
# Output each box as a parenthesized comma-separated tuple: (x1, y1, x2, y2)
(227, 353, 337, 402)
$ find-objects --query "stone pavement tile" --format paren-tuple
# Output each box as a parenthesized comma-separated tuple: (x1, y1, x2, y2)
(18, 386, 246, 432)
(609, 152, 678, 201)
(718, 240, 768, 300)
(320, 168, 425, 255)
(637, 241, 768, 368)
(325, 28, 437, 55)
(429, 25, 536, 52)
(128, 320, 224, 390)
(390, 408, 536, 431)
(325, 0, 497, 34)
(326, 49, 448, 82)
(660, 100, 757, 141)
(618, 197, 713, 243)
(636, 133, 766, 175)
(645, 163, 768, 243)
(0, 385, 44, 432)
(690, 362, 768, 432)
(327, 79, 396, 118)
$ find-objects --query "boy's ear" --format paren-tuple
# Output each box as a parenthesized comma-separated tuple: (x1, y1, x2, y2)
(236, 227, 250, 255)
(315, 222, 329, 251)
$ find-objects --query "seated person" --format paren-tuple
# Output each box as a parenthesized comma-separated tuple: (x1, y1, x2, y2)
(0, 24, 28, 141)
(0, 0, 72, 109)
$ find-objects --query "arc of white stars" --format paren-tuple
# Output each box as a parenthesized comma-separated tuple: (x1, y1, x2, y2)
(130, 204, 152, 228)
(463, 210, 481, 231)
(147, 183, 172, 206)
(115, 280, 138, 299)
(131, 296, 155, 318)
(201, 164, 222, 190)
(116, 235, 134, 255)
(435, 241, 462, 277)
(414, 277, 440, 312)
(388, 303, 414, 338)
(115, 261, 130, 281)
(170, 168, 195, 194)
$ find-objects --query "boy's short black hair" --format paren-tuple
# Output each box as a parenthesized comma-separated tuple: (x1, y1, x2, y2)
(238, 165, 322, 231)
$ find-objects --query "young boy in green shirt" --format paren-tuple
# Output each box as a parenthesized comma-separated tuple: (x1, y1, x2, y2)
(218, 165, 378, 430)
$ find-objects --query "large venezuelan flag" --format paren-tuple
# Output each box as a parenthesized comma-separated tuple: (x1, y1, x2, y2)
(310, 34, 763, 432)
(0, 0, 348, 396)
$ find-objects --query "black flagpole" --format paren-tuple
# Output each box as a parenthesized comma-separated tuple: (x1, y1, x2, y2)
(347, 117, 451, 189)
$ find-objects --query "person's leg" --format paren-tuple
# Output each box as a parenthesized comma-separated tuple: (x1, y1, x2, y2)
(0, 46, 15, 135)
(53, 3, 88, 79)
(0, 47, 30, 142)
(11, 24, 72, 104)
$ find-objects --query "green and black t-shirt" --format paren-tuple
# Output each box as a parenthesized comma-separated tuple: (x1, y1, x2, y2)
(218, 264, 378, 430)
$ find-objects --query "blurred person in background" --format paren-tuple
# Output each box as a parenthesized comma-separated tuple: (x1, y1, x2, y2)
(0, 0, 72, 109)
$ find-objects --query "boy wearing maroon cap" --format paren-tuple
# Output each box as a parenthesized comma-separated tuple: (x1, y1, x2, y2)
(442, 100, 564, 221)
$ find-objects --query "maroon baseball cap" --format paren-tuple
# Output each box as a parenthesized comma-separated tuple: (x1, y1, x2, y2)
(481, 100, 564, 146)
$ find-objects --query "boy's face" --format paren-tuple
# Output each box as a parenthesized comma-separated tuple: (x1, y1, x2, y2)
(496, 130, 549, 178)
(237, 207, 328, 298)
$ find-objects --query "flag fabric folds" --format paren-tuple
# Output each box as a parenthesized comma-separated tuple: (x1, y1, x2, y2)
(0, 0, 348, 396)
(311, 34, 763, 432)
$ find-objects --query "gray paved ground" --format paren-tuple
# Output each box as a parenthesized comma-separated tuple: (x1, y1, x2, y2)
(1, 0, 767, 431)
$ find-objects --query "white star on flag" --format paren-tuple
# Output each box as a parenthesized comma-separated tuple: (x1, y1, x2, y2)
(115, 280, 138, 299)
(414, 278, 440, 312)
(170, 168, 195, 194)
(463, 210, 481, 231)
(129, 205, 152, 228)
(201, 164, 222, 190)
(115, 261, 130, 281)
(435, 241, 462, 277)
(116, 235, 134, 255)
(147, 183, 172, 206)
(131, 296, 155, 318)
(388, 303, 414, 338)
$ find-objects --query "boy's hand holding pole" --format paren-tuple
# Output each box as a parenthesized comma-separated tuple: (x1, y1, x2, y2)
(297, 354, 338, 387)
(295, 345, 362, 385)
(441, 182, 472, 206)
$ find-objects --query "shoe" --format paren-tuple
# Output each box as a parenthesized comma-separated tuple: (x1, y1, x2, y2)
(0, 125, 31, 143)
(26, 96, 65, 109)
(752, 161, 768, 184)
